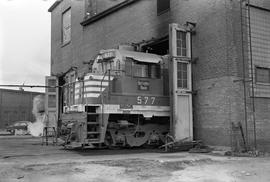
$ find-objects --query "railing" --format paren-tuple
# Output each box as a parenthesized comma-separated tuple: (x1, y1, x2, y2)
(100, 69, 125, 126)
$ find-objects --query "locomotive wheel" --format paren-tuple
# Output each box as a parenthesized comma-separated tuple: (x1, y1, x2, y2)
(126, 130, 149, 147)
(126, 124, 169, 147)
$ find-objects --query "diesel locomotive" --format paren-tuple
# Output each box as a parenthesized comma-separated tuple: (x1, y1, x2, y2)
(60, 48, 171, 148)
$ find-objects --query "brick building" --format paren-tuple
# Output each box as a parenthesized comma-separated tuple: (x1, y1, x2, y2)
(0, 89, 44, 129)
(48, 0, 270, 150)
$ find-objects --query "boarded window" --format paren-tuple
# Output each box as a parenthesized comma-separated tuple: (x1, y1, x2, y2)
(177, 62, 188, 88)
(69, 74, 75, 105)
(176, 31, 187, 56)
(63, 72, 76, 106)
(63, 83, 69, 106)
(62, 8, 71, 44)
(157, 0, 170, 15)
(48, 79, 56, 93)
(256, 67, 270, 83)
(48, 95, 56, 108)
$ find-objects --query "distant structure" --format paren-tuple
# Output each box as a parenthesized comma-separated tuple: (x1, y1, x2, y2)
(0, 89, 44, 129)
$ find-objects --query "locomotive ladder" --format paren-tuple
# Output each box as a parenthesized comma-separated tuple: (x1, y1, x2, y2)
(86, 107, 101, 143)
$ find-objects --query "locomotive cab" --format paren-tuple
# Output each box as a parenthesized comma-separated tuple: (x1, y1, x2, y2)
(91, 49, 168, 98)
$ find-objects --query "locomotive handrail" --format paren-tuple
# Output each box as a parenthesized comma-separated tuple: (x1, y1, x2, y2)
(100, 69, 125, 126)
(100, 70, 110, 127)
(100, 69, 126, 97)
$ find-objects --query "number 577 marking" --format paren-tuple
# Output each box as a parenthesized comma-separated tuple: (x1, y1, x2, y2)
(137, 96, 155, 105)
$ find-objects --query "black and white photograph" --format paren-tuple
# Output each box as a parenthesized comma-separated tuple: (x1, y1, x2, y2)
(1, 0, 270, 181)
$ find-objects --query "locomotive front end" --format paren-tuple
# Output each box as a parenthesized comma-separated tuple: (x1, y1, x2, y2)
(61, 49, 170, 148)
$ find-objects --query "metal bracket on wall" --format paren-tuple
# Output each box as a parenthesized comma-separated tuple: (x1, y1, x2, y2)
(191, 57, 199, 64)
(186, 90, 198, 95)
(176, 90, 197, 95)
(185, 21, 197, 35)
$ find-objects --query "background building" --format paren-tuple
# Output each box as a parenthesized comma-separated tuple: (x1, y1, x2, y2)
(0, 89, 44, 128)
(49, 0, 270, 150)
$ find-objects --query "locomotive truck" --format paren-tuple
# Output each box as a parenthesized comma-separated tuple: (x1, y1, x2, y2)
(56, 49, 171, 148)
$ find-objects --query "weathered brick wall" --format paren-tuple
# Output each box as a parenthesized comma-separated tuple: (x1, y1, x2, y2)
(242, 0, 270, 151)
(254, 98, 270, 151)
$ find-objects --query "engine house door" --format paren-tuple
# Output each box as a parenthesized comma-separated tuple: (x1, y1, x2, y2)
(45, 76, 58, 128)
(169, 23, 193, 141)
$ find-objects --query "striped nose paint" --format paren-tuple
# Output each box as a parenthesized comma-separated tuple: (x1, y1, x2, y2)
(75, 74, 113, 99)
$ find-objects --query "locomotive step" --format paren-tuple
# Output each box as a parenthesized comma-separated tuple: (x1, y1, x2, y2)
(87, 122, 99, 125)
(87, 131, 100, 134)
(87, 139, 100, 142)
(87, 113, 99, 115)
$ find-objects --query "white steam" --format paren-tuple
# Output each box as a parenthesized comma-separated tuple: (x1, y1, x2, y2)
(29, 95, 45, 137)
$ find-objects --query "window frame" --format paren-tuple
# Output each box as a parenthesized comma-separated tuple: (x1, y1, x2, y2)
(133, 62, 150, 78)
(63, 71, 76, 106)
(177, 62, 188, 89)
(157, 0, 170, 16)
(176, 31, 187, 57)
(255, 66, 270, 84)
(125, 60, 161, 79)
(62, 7, 71, 46)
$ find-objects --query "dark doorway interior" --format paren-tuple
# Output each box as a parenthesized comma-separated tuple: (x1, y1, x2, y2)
(141, 36, 169, 56)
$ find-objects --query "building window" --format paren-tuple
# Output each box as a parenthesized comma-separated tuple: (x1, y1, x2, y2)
(62, 8, 71, 45)
(177, 62, 188, 88)
(157, 0, 170, 15)
(64, 72, 76, 106)
(48, 95, 56, 108)
(176, 30, 187, 57)
(256, 67, 270, 84)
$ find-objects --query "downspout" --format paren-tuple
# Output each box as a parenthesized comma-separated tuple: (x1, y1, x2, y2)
(186, 21, 196, 139)
(247, 0, 257, 150)
(240, 0, 249, 149)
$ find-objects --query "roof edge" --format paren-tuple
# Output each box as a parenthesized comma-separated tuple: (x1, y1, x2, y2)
(48, 0, 63, 12)
(81, 0, 141, 26)
(0, 88, 45, 94)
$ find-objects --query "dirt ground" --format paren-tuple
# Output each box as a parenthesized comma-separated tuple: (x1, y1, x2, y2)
(1, 136, 270, 182)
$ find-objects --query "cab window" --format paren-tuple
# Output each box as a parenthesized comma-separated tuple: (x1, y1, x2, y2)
(125, 59, 160, 78)
(133, 63, 149, 78)
(102, 61, 112, 73)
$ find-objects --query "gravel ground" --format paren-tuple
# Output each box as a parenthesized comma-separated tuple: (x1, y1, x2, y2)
(1, 136, 270, 182)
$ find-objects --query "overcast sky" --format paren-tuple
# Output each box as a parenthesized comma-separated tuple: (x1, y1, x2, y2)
(0, 0, 54, 92)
